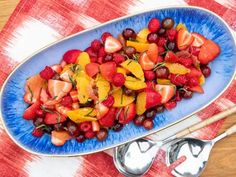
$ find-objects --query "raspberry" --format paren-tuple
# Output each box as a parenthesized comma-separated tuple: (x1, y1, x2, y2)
(98, 47, 106, 58)
(148, 18, 161, 32)
(146, 81, 155, 90)
(63, 49, 81, 64)
(157, 55, 164, 62)
(79, 122, 92, 132)
(157, 37, 167, 47)
(164, 100, 177, 110)
(91, 39, 102, 52)
(112, 73, 125, 87)
(188, 77, 199, 87)
(101, 32, 112, 43)
(85, 130, 96, 139)
(85, 47, 98, 58)
(97, 56, 104, 64)
(90, 57, 97, 63)
(39, 66, 55, 80)
(178, 57, 193, 67)
(144, 71, 156, 81)
(61, 96, 73, 108)
(113, 53, 125, 64)
(102, 95, 115, 107)
(170, 74, 188, 86)
(32, 128, 44, 137)
(166, 29, 177, 41)
(158, 46, 165, 55)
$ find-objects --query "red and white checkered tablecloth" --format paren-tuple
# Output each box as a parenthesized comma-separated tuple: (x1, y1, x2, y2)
(0, 0, 236, 176)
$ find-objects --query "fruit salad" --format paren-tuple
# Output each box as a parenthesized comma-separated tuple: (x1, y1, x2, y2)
(23, 17, 220, 146)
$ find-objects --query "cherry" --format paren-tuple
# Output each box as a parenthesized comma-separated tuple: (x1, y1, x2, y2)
(96, 128, 108, 141)
(155, 66, 169, 79)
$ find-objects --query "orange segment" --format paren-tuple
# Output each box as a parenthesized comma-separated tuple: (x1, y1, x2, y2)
(165, 63, 190, 74)
(124, 76, 147, 90)
(76, 52, 90, 69)
(136, 28, 150, 43)
(126, 40, 150, 53)
(136, 92, 147, 115)
(157, 79, 171, 85)
(112, 88, 135, 107)
(199, 75, 205, 85)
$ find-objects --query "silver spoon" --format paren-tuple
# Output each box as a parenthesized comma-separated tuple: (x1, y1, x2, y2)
(113, 106, 236, 177)
(166, 124, 236, 177)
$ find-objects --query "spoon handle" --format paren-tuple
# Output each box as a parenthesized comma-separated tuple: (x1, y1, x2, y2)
(175, 106, 236, 138)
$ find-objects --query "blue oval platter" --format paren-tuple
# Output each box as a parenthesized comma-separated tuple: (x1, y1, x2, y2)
(1, 6, 236, 156)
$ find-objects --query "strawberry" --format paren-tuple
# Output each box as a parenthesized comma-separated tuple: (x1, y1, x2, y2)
(104, 36, 122, 53)
(158, 46, 165, 55)
(90, 57, 98, 63)
(44, 112, 67, 124)
(155, 84, 176, 103)
(48, 80, 72, 100)
(91, 39, 102, 52)
(186, 67, 202, 78)
(69, 90, 78, 102)
(191, 32, 206, 47)
(98, 47, 106, 58)
(32, 128, 44, 137)
(178, 57, 193, 67)
(100, 61, 117, 82)
(71, 102, 79, 109)
(95, 103, 109, 119)
(165, 51, 178, 63)
(51, 64, 62, 74)
(187, 77, 199, 87)
(166, 29, 177, 41)
(102, 95, 115, 108)
(39, 66, 55, 80)
(55, 104, 71, 116)
(188, 85, 204, 93)
(145, 89, 162, 109)
(60, 69, 74, 82)
(113, 53, 125, 64)
(61, 96, 73, 107)
(101, 32, 112, 43)
(23, 101, 41, 120)
(177, 29, 194, 50)
(164, 100, 177, 110)
(63, 49, 81, 64)
(147, 43, 158, 63)
(157, 55, 164, 62)
(97, 57, 104, 64)
(92, 121, 100, 132)
(144, 71, 156, 81)
(118, 103, 136, 124)
(170, 74, 188, 86)
(148, 18, 161, 32)
(85, 63, 100, 77)
(60, 60, 67, 68)
(51, 130, 71, 146)
(198, 40, 220, 64)
(85, 47, 98, 58)
(189, 46, 200, 56)
(157, 37, 167, 47)
(139, 52, 155, 70)
(112, 73, 125, 87)
(99, 107, 116, 127)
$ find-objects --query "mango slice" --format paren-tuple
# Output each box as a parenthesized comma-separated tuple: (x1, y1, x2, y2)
(96, 74, 110, 101)
(121, 59, 144, 81)
(112, 88, 135, 107)
(124, 76, 147, 90)
(76, 52, 90, 69)
(165, 63, 190, 75)
(126, 40, 150, 53)
(67, 107, 97, 123)
(136, 92, 146, 115)
(136, 28, 150, 43)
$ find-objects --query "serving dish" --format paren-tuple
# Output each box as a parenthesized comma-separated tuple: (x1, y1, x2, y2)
(1, 6, 236, 156)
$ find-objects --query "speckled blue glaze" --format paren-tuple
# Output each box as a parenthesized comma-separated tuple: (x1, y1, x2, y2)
(1, 7, 236, 156)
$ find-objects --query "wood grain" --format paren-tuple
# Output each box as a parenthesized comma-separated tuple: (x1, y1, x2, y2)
(0, 1, 235, 176)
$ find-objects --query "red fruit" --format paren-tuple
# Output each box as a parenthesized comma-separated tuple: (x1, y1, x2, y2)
(165, 51, 178, 63)
(143, 119, 154, 130)
(189, 46, 200, 56)
(200, 65, 211, 78)
(189, 85, 204, 93)
(188, 77, 199, 87)
(119, 103, 136, 124)
(90, 57, 97, 63)
(170, 74, 188, 86)
(174, 90, 182, 102)
(63, 49, 81, 64)
(187, 67, 202, 78)
(157, 37, 167, 47)
(147, 43, 158, 63)
(48, 80, 72, 100)
(85, 47, 98, 58)
(112, 73, 125, 87)
(44, 112, 67, 124)
(51, 64, 62, 74)
(144, 71, 156, 81)
(99, 108, 116, 127)
(97, 57, 104, 64)
(32, 128, 44, 137)
(100, 61, 117, 82)
(146, 81, 155, 90)
(51, 131, 71, 146)
(95, 103, 109, 119)
(157, 55, 164, 62)
(113, 53, 125, 64)
(164, 100, 177, 110)
(39, 66, 55, 80)
(139, 52, 155, 70)
(198, 40, 220, 64)
(166, 29, 177, 41)
(36, 109, 45, 117)
(79, 121, 92, 132)
(98, 47, 106, 58)
(177, 29, 194, 50)
(61, 96, 73, 108)
(91, 39, 101, 52)
(155, 84, 176, 103)
(85, 63, 100, 77)
(104, 36, 122, 53)
(102, 95, 115, 108)
(145, 89, 162, 109)
(85, 130, 96, 139)
(158, 46, 165, 55)
(148, 18, 161, 32)
(69, 90, 78, 102)
(178, 57, 193, 67)
(23, 101, 41, 120)
(191, 32, 206, 47)
(101, 32, 112, 43)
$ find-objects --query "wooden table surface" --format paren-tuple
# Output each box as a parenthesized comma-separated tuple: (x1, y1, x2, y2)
(0, 1, 236, 177)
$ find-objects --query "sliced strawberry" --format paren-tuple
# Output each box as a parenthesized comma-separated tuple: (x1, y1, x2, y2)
(177, 29, 194, 50)
(92, 121, 100, 132)
(165, 51, 178, 63)
(139, 52, 155, 71)
(61, 96, 73, 108)
(147, 43, 158, 63)
(191, 32, 206, 47)
(44, 112, 67, 124)
(63, 49, 81, 64)
(55, 104, 71, 116)
(85, 63, 100, 77)
(104, 36, 122, 53)
(102, 95, 114, 108)
(188, 85, 204, 93)
(100, 61, 117, 82)
(155, 84, 176, 103)
(60, 69, 74, 82)
(51, 64, 62, 74)
(23, 101, 41, 120)
(95, 103, 109, 119)
(99, 107, 116, 127)
(118, 103, 136, 124)
(40, 88, 49, 103)
(51, 130, 71, 146)
(187, 67, 202, 78)
(145, 89, 162, 109)
(72, 102, 79, 110)
(48, 80, 72, 100)
(60, 60, 67, 68)
(198, 40, 220, 64)
(69, 90, 78, 102)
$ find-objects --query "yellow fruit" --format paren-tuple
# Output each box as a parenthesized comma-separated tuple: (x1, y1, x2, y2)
(67, 107, 97, 123)
(136, 92, 146, 115)
(76, 52, 90, 69)
(112, 88, 135, 107)
(136, 28, 150, 43)
(165, 63, 190, 74)
(199, 75, 205, 85)
(117, 67, 128, 76)
(176, 23, 187, 31)
(157, 79, 171, 85)
(96, 74, 110, 101)
(124, 76, 147, 90)
(126, 40, 150, 53)
(121, 59, 144, 81)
